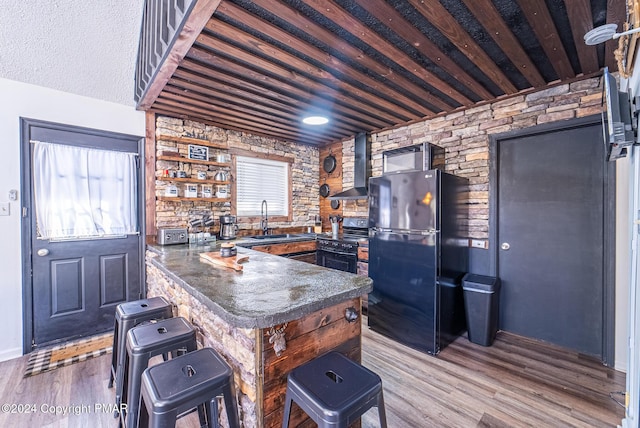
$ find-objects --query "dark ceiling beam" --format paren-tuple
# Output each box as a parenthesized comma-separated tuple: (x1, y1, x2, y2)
(137, 0, 222, 110)
(405, 0, 518, 94)
(250, 0, 485, 104)
(515, 0, 574, 80)
(176, 61, 319, 113)
(173, 65, 381, 132)
(152, 104, 327, 145)
(565, 0, 599, 74)
(216, 2, 446, 117)
(353, 0, 494, 100)
(203, 18, 435, 117)
(298, 0, 475, 107)
(155, 96, 331, 144)
(460, 0, 546, 87)
(163, 80, 350, 139)
(604, 0, 628, 72)
(161, 87, 345, 140)
(187, 42, 403, 127)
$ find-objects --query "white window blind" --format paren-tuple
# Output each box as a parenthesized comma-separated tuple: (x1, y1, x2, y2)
(236, 155, 289, 217)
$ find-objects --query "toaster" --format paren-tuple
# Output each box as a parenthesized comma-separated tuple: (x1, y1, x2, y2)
(157, 228, 188, 245)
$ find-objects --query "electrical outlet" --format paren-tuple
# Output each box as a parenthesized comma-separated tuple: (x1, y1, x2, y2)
(0, 203, 9, 216)
(470, 239, 488, 249)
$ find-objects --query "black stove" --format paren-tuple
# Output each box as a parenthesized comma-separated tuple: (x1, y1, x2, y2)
(316, 217, 368, 273)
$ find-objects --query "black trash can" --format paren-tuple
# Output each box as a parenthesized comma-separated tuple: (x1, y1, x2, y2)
(462, 273, 501, 346)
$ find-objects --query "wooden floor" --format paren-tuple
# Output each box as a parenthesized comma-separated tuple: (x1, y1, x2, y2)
(0, 320, 625, 428)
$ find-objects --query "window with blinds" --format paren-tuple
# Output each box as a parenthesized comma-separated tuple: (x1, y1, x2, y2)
(236, 155, 289, 217)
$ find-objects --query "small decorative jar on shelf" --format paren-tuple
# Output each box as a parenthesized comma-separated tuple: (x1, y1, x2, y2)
(201, 184, 213, 198)
(216, 185, 228, 198)
(165, 185, 178, 197)
(185, 184, 198, 198)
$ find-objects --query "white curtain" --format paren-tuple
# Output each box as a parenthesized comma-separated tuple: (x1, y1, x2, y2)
(33, 141, 138, 239)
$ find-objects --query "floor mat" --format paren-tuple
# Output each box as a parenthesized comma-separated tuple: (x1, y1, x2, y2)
(24, 332, 113, 377)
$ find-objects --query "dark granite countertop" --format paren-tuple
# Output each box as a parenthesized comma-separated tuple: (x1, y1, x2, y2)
(146, 242, 372, 329)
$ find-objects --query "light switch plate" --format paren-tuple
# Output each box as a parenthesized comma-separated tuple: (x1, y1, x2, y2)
(470, 239, 488, 249)
(0, 203, 9, 216)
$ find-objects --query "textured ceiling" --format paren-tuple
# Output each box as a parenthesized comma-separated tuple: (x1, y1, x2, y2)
(136, 0, 625, 145)
(0, 0, 144, 106)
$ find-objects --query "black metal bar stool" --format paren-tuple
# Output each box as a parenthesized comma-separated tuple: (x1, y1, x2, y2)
(282, 351, 387, 428)
(121, 316, 197, 428)
(138, 347, 240, 428)
(109, 297, 173, 409)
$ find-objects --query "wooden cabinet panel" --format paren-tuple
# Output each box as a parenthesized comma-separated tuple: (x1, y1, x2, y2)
(252, 240, 317, 256)
(357, 245, 368, 261)
(261, 297, 362, 427)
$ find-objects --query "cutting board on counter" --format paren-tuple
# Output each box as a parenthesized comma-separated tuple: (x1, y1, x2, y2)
(199, 252, 249, 271)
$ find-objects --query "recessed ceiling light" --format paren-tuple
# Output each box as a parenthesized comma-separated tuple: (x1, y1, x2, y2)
(302, 115, 329, 125)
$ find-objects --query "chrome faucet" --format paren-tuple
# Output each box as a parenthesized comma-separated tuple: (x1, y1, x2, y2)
(261, 199, 269, 235)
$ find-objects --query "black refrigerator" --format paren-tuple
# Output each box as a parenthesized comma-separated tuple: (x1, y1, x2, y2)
(367, 169, 468, 355)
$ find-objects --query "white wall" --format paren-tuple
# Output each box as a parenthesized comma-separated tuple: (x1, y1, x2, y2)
(0, 78, 145, 361)
(0, 0, 143, 106)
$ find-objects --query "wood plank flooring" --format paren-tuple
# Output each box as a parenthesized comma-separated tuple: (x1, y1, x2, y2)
(361, 324, 626, 427)
(0, 319, 625, 427)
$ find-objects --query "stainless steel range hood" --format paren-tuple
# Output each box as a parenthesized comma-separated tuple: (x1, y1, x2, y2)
(329, 132, 370, 200)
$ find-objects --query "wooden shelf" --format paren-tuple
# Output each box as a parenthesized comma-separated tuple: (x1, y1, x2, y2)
(156, 177, 230, 185)
(157, 196, 231, 203)
(156, 134, 229, 150)
(157, 155, 230, 167)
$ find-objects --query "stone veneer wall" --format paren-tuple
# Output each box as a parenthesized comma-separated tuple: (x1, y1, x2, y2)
(340, 77, 603, 239)
(146, 254, 257, 427)
(155, 115, 320, 233)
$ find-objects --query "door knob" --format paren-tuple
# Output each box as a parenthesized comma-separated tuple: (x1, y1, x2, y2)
(500, 242, 510, 251)
(37, 248, 49, 256)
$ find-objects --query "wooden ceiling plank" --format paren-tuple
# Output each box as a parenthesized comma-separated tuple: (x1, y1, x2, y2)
(167, 75, 359, 135)
(216, 3, 446, 116)
(203, 21, 434, 117)
(162, 83, 348, 139)
(515, 0, 575, 80)
(156, 95, 334, 142)
(405, 0, 518, 94)
(251, 0, 480, 105)
(296, 0, 475, 106)
(172, 70, 377, 133)
(604, 0, 628, 72)
(351, 0, 494, 100)
(564, 0, 600, 74)
(178, 58, 392, 130)
(177, 61, 312, 109)
(459, 0, 546, 86)
(171, 73, 294, 118)
(161, 86, 343, 139)
(152, 104, 328, 145)
(137, 0, 222, 110)
(187, 44, 401, 127)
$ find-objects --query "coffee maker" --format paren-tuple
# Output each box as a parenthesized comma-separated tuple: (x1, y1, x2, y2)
(219, 215, 238, 240)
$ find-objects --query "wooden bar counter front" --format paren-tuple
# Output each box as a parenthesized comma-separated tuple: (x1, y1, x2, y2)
(145, 242, 372, 427)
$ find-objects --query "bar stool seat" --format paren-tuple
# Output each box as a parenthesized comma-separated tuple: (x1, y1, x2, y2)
(121, 316, 197, 428)
(109, 297, 173, 410)
(138, 347, 240, 428)
(282, 351, 387, 428)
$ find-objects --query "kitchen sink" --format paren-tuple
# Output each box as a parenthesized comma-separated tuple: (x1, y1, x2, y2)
(248, 234, 293, 239)
(247, 233, 314, 240)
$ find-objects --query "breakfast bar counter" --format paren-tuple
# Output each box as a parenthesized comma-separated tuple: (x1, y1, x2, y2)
(145, 242, 372, 427)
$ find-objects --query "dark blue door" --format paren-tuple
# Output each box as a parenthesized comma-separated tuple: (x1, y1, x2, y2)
(23, 119, 144, 349)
